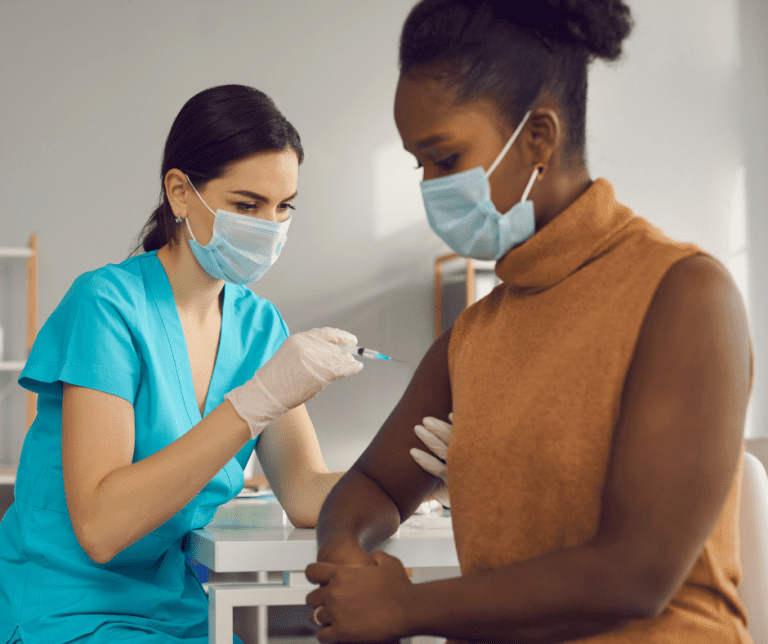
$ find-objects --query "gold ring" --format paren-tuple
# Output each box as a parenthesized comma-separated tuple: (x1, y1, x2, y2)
(312, 605, 323, 627)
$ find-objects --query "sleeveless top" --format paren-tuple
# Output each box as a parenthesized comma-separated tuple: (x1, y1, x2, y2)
(447, 179, 752, 643)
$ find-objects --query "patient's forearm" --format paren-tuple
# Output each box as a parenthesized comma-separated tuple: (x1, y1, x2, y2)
(316, 465, 401, 564)
(403, 545, 648, 643)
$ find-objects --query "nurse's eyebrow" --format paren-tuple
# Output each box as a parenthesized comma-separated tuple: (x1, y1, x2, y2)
(230, 190, 298, 203)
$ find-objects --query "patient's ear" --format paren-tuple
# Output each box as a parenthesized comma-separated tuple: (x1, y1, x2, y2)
(526, 107, 560, 169)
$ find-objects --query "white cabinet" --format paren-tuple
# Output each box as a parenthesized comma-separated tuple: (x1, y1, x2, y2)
(0, 234, 38, 486)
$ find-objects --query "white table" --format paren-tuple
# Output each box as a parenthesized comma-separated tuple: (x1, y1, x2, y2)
(184, 498, 460, 644)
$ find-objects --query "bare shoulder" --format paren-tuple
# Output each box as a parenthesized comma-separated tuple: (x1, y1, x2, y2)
(638, 253, 751, 367)
(653, 253, 746, 315)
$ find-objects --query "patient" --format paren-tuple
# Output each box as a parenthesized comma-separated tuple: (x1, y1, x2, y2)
(305, 1, 754, 642)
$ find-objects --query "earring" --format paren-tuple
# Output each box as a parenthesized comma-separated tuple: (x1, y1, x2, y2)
(174, 214, 183, 224)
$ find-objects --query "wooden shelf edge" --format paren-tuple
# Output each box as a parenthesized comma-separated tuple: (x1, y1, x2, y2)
(0, 362, 26, 372)
(0, 466, 17, 485)
(0, 248, 34, 258)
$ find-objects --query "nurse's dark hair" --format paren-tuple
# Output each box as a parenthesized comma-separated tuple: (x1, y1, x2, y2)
(399, 0, 633, 163)
(132, 84, 303, 255)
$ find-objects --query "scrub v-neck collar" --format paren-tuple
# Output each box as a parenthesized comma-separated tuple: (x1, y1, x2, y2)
(494, 178, 634, 294)
(145, 252, 232, 425)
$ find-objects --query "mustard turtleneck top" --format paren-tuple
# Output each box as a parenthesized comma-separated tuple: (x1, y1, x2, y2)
(447, 178, 752, 643)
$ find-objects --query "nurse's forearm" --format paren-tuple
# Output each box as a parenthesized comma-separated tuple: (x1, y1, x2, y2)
(84, 401, 250, 563)
(283, 471, 345, 528)
(315, 465, 402, 565)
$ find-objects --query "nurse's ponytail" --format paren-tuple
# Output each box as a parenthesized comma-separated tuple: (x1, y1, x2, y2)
(138, 202, 176, 256)
(399, 0, 633, 164)
(132, 85, 303, 256)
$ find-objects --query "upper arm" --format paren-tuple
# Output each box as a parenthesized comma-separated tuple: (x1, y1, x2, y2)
(62, 383, 135, 544)
(354, 328, 453, 520)
(594, 254, 752, 612)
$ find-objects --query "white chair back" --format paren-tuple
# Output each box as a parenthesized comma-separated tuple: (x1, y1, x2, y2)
(739, 451, 768, 644)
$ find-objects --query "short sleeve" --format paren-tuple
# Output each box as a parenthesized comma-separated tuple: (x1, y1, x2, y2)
(273, 303, 289, 341)
(19, 270, 141, 403)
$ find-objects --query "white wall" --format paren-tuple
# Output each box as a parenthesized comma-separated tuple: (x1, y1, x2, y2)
(740, 0, 768, 440)
(1, 0, 765, 472)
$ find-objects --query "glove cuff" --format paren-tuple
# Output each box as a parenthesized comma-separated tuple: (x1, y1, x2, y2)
(224, 376, 290, 441)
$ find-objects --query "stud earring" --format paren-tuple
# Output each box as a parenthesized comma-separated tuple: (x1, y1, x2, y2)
(174, 214, 183, 224)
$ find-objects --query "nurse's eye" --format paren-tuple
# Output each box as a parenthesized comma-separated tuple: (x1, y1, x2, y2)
(435, 153, 458, 170)
(236, 202, 258, 213)
(278, 203, 296, 213)
(414, 159, 423, 170)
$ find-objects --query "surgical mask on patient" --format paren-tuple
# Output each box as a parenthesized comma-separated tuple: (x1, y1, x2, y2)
(420, 110, 540, 261)
(183, 174, 290, 285)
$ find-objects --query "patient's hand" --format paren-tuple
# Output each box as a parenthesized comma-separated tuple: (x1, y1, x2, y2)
(317, 539, 376, 567)
(410, 413, 452, 507)
(306, 551, 413, 643)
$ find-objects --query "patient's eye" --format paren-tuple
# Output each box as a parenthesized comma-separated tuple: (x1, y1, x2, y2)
(435, 153, 458, 171)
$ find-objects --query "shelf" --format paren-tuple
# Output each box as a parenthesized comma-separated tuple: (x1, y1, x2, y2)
(0, 466, 16, 485)
(0, 362, 25, 372)
(0, 248, 34, 259)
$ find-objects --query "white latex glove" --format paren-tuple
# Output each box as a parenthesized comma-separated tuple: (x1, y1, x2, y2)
(414, 499, 444, 515)
(410, 413, 453, 507)
(224, 327, 363, 439)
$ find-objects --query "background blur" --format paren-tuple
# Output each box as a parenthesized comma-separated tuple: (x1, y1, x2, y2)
(1, 0, 767, 476)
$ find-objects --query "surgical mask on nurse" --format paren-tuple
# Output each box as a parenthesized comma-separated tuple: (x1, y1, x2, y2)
(182, 174, 291, 285)
(420, 110, 542, 261)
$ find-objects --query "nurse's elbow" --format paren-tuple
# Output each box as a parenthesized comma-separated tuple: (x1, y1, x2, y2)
(282, 495, 319, 528)
(279, 481, 323, 528)
(285, 508, 317, 529)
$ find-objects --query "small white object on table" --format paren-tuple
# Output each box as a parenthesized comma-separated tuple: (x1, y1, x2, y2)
(184, 496, 459, 644)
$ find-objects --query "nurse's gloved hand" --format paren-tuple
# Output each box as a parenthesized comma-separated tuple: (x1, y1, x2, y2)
(224, 327, 363, 440)
(410, 413, 453, 507)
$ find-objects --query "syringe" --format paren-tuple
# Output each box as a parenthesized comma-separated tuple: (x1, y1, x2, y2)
(339, 344, 405, 363)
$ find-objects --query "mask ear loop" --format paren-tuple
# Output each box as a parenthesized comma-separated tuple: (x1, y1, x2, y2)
(185, 217, 198, 243)
(485, 110, 532, 178)
(520, 164, 544, 202)
(184, 173, 218, 216)
(183, 173, 217, 244)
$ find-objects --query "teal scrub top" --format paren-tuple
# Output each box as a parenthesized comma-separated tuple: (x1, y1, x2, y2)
(0, 251, 289, 644)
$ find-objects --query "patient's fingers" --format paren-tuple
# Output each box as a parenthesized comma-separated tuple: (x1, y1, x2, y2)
(305, 562, 335, 585)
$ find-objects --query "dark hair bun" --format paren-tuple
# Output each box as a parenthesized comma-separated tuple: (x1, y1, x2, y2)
(492, 0, 634, 61)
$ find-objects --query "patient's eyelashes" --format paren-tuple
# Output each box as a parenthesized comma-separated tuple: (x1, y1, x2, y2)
(435, 153, 458, 171)
(414, 153, 459, 171)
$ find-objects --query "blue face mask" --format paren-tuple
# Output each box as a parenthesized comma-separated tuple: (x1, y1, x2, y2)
(183, 175, 290, 285)
(420, 110, 540, 261)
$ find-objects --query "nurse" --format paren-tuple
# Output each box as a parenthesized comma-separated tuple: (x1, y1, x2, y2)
(0, 84, 363, 644)
(306, 1, 754, 643)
